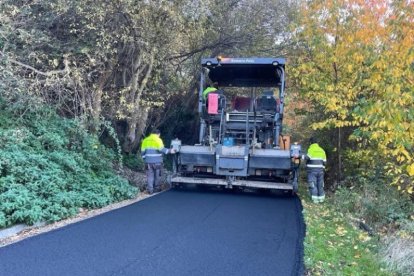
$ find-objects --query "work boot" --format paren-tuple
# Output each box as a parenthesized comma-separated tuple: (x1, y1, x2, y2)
(318, 195, 325, 203)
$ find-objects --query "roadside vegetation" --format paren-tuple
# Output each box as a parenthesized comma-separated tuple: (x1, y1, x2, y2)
(0, 100, 137, 228)
(289, 1, 414, 274)
(301, 175, 414, 275)
(333, 177, 414, 276)
(301, 187, 386, 275)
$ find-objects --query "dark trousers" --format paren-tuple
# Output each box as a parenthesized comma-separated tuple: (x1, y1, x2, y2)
(146, 163, 162, 194)
(307, 168, 325, 201)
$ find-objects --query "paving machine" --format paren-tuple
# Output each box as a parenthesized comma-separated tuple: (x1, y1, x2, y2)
(170, 57, 301, 193)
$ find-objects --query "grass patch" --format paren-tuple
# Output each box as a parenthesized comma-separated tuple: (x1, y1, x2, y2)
(299, 185, 389, 275)
(332, 176, 414, 275)
(380, 235, 414, 276)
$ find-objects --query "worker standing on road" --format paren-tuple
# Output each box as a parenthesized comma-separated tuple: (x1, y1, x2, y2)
(141, 129, 175, 195)
(305, 137, 327, 203)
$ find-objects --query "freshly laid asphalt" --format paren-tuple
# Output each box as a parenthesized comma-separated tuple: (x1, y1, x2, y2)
(0, 188, 305, 276)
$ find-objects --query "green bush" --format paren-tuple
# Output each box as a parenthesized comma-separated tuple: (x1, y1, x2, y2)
(123, 153, 145, 171)
(0, 211, 6, 228)
(333, 175, 414, 229)
(0, 102, 138, 227)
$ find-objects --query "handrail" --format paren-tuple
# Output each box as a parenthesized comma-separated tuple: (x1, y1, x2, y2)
(245, 107, 249, 146)
(218, 97, 226, 144)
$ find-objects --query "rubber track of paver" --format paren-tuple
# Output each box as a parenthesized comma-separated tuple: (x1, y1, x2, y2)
(0, 189, 305, 276)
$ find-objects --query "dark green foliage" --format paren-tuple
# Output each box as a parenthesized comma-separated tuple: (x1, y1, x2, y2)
(0, 102, 138, 228)
(0, 211, 6, 228)
(123, 153, 144, 172)
(334, 175, 414, 229)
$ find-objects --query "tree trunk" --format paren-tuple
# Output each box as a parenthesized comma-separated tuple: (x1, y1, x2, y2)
(338, 126, 342, 185)
(123, 106, 149, 153)
(90, 88, 102, 132)
(90, 67, 112, 132)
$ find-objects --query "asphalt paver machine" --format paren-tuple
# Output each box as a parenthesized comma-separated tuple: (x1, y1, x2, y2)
(170, 57, 301, 193)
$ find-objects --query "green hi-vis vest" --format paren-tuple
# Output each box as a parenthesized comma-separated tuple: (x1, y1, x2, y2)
(202, 87, 217, 100)
(140, 134, 168, 164)
(306, 143, 327, 169)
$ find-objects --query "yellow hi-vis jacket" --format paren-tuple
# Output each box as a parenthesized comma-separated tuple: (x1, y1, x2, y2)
(202, 87, 217, 100)
(140, 134, 169, 164)
(306, 143, 327, 169)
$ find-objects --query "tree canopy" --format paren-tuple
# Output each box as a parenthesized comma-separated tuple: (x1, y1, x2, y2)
(290, 0, 414, 194)
(0, 0, 296, 149)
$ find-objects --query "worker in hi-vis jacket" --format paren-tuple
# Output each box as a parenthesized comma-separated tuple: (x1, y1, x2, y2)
(141, 129, 176, 194)
(305, 137, 327, 203)
(202, 82, 218, 100)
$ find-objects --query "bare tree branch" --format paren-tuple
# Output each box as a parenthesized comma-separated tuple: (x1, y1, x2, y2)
(0, 51, 69, 77)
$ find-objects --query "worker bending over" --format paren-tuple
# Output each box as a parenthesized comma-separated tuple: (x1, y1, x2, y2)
(202, 82, 219, 100)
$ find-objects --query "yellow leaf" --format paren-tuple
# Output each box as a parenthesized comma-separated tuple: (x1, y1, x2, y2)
(358, 233, 371, 242)
(336, 226, 347, 236)
(407, 163, 414, 176)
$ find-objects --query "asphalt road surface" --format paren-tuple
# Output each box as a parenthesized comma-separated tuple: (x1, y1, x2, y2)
(0, 188, 305, 276)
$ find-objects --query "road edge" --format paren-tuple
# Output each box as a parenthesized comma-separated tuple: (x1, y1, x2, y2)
(293, 195, 306, 276)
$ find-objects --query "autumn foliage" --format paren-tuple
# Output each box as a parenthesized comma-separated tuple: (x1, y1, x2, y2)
(291, 0, 414, 193)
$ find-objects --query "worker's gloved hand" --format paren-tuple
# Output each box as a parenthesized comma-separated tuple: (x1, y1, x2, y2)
(170, 149, 176, 154)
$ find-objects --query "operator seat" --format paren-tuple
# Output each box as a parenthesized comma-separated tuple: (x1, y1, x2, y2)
(256, 91, 279, 113)
(232, 96, 252, 112)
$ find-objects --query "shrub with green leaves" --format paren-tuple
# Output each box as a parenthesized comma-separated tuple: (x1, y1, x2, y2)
(333, 175, 414, 230)
(0, 102, 138, 228)
(123, 153, 145, 171)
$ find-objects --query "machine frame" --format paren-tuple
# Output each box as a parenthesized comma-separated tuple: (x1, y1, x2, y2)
(170, 57, 301, 193)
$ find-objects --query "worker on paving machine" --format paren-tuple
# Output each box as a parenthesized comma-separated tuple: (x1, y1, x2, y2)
(202, 82, 219, 100)
(305, 137, 327, 203)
